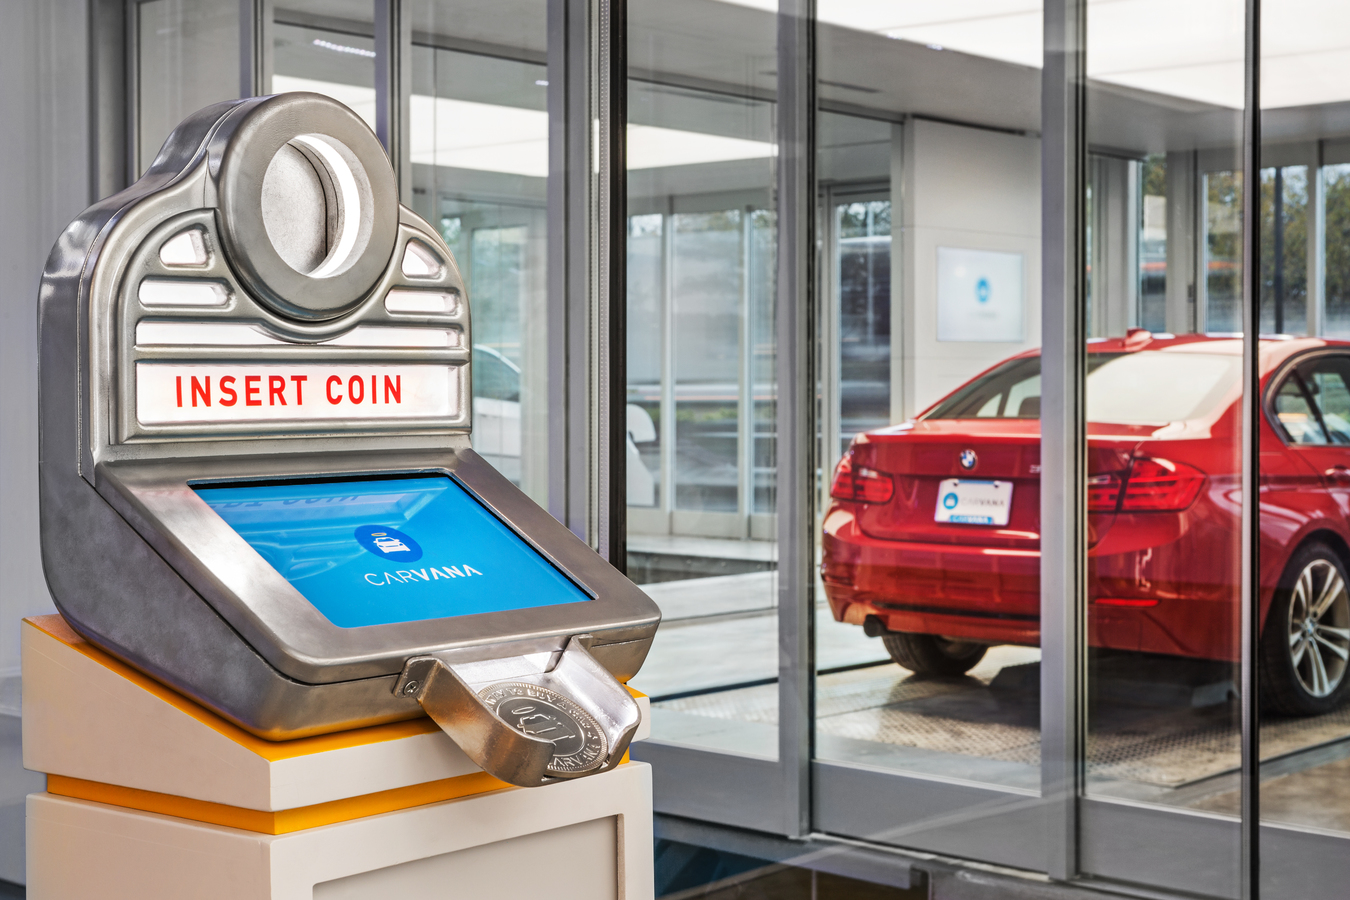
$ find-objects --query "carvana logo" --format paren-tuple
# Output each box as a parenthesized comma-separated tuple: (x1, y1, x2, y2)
(355, 524, 423, 562)
(943, 493, 959, 510)
(975, 277, 991, 303)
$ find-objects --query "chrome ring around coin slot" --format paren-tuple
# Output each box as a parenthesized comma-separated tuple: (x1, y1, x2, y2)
(216, 93, 399, 322)
(397, 635, 642, 788)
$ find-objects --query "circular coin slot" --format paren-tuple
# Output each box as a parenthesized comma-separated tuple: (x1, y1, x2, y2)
(259, 134, 372, 280)
(215, 93, 399, 321)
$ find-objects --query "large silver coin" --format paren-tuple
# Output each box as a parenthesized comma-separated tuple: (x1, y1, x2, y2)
(479, 682, 609, 775)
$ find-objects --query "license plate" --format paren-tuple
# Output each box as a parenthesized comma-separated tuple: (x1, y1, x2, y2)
(934, 479, 1013, 526)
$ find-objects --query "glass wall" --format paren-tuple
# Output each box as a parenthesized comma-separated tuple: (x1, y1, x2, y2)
(810, 2, 1046, 864)
(1081, 2, 1248, 893)
(135, 0, 241, 175)
(622, 0, 782, 756)
(272, 4, 376, 131)
(406, 1, 550, 505)
(1257, 8, 1350, 893)
(1260, 165, 1308, 335)
(268, 1, 553, 505)
(1326, 160, 1350, 337)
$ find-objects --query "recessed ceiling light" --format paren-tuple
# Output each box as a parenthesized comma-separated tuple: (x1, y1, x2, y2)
(311, 38, 375, 58)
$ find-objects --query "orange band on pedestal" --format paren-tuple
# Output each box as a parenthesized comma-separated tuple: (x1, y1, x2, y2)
(47, 771, 510, 835)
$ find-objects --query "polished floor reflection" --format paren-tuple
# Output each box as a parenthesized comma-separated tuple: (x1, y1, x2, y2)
(644, 633, 1350, 814)
(664, 867, 920, 900)
(659, 862, 921, 900)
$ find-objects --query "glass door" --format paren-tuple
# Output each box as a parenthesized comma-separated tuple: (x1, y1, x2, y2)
(1255, 3, 1350, 896)
(624, 0, 785, 824)
(1076, 1, 1248, 896)
(811, 3, 1049, 869)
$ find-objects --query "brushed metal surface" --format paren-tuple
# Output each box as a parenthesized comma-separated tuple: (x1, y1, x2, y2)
(400, 636, 642, 787)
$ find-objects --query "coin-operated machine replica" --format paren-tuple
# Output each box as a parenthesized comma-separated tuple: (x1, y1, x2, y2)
(36, 92, 660, 791)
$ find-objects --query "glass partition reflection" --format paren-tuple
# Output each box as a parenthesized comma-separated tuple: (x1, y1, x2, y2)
(405, 1, 551, 507)
(622, 0, 780, 756)
(136, 0, 242, 175)
(1255, 4, 1350, 884)
(812, 3, 1044, 799)
(272, 4, 376, 132)
(1082, 0, 1247, 892)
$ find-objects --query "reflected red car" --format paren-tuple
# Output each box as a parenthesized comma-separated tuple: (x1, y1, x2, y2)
(822, 331, 1350, 715)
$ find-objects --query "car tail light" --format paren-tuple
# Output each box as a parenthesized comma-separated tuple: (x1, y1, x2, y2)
(1087, 473, 1122, 511)
(830, 453, 894, 503)
(1120, 456, 1205, 511)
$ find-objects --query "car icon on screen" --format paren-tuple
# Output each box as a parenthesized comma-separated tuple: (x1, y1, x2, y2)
(371, 533, 411, 554)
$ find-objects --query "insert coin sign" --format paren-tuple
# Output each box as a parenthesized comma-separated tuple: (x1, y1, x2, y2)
(479, 682, 609, 775)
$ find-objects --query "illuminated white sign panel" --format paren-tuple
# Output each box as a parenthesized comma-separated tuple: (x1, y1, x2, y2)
(936, 247, 1025, 343)
(136, 364, 459, 425)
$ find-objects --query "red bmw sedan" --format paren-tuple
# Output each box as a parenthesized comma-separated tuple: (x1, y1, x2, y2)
(822, 331, 1350, 716)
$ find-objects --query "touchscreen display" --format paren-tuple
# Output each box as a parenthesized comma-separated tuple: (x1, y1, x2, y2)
(194, 475, 591, 628)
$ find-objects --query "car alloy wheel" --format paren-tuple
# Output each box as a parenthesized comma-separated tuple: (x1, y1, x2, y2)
(1286, 558, 1350, 699)
(1263, 542, 1350, 716)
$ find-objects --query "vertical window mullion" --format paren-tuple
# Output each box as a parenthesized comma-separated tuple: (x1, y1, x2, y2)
(1240, 0, 1262, 896)
(239, 0, 273, 98)
(547, 0, 592, 539)
(596, 0, 626, 566)
(1308, 142, 1326, 337)
(374, 0, 411, 201)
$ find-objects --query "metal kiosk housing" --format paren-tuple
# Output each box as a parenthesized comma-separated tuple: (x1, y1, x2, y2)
(37, 93, 659, 787)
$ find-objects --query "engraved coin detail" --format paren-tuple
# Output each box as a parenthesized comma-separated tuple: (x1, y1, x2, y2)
(478, 682, 608, 775)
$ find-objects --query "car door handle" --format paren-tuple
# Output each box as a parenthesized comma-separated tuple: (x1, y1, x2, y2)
(1326, 466, 1350, 487)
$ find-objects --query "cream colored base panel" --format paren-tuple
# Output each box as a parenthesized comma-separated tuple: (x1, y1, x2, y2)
(21, 619, 650, 812)
(27, 761, 652, 900)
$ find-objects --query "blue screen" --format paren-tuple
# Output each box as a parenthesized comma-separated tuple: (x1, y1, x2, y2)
(194, 476, 591, 628)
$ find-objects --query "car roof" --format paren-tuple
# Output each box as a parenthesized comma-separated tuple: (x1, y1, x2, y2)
(1010, 330, 1349, 374)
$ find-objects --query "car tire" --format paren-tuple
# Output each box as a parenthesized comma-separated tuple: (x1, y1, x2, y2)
(882, 632, 987, 676)
(1261, 541, 1350, 716)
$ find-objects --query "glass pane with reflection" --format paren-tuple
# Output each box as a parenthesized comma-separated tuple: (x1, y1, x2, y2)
(137, 0, 241, 176)
(813, 1, 1045, 858)
(406, 0, 551, 507)
(272, 3, 376, 132)
(622, 0, 780, 757)
(1083, 0, 1246, 894)
(1256, 5, 1350, 894)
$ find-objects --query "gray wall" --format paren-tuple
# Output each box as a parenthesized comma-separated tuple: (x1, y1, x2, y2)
(0, 0, 93, 883)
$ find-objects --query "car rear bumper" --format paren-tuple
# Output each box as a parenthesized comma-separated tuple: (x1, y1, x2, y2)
(823, 508, 1240, 661)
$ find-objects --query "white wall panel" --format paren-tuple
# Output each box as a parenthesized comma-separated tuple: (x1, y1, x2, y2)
(899, 119, 1042, 417)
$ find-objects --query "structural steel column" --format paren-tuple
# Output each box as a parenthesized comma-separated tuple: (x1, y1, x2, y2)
(1040, 0, 1087, 882)
(776, 0, 816, 840)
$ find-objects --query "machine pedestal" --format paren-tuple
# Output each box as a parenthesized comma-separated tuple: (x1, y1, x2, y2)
(21, 616, 654, 899)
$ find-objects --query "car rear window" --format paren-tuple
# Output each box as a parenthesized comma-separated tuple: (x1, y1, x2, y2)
(925, 351, 1240, 425)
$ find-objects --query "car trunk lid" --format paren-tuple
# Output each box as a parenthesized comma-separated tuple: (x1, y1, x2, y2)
(848, 419, 1133, 550)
